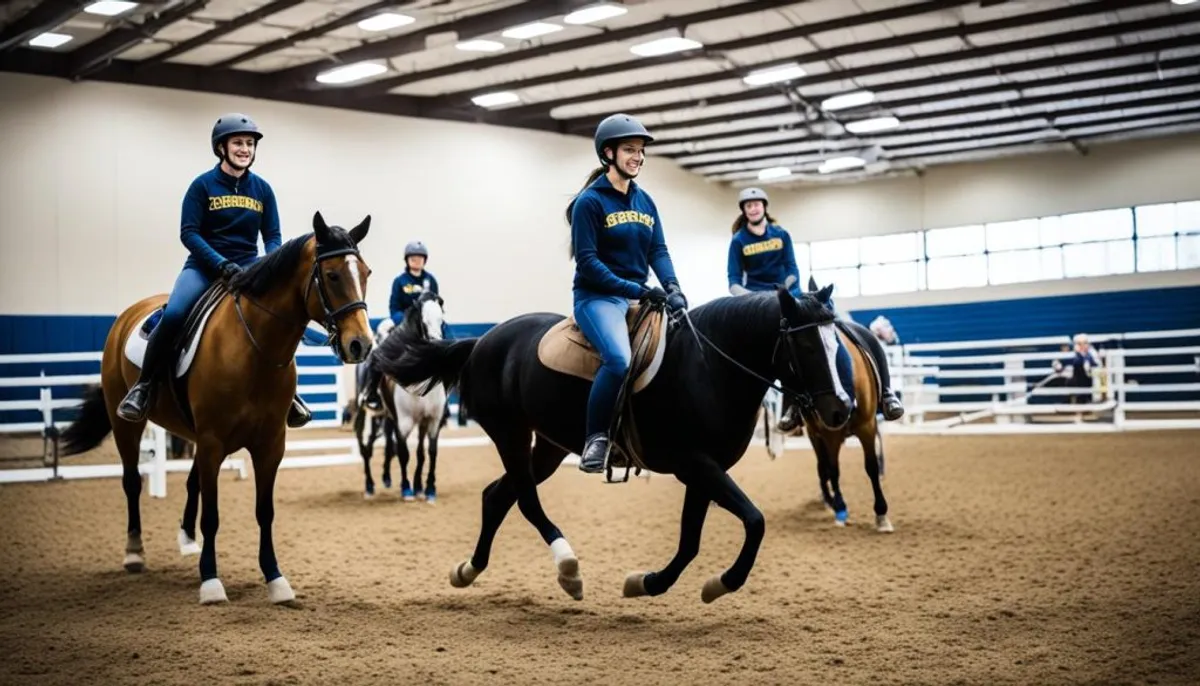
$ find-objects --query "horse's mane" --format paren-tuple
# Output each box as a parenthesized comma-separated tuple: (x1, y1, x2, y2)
(229, 225, 358, 297)
(687, 290, 834, 339)
(372, 291, 441, 365)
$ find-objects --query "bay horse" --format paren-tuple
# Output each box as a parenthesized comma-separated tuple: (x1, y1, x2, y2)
(59, 211, 374, 605)
(800, 279, 894, 533)
(373, 286, 847, 604)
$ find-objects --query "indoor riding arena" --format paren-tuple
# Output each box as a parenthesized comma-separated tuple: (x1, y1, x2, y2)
(2, 2, 1199, 685)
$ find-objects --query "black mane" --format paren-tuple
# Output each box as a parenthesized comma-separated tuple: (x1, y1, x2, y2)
(229, 225, 359, 296)
(687, 290, 834, 343)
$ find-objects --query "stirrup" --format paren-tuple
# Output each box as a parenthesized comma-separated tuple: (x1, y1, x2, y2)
(578, 435, 609, 474)
(116, 383, 153, 423)
(881, 391, 904, 421)
(287, 395, 312, 428)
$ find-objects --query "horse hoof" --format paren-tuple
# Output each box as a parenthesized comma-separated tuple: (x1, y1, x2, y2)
(834, 510, 849, 526)
(383, 476, 392, 489)
(199, 578, 228, 605)
(425, 494, 437, 505)
(177, 530, 201, 557)
(876, 515, 894, 533)
(267, 576, 296, 604)
(701, 575, 731, 604)
(123, 552, 145, 573)
(401, 487, 414, 501)
(623, 572, 649, 598)
(449, 560, 479, 588)
(363, 491, 374, 500)
(414, 489, 425, 501)
(551, 538, 583, 601)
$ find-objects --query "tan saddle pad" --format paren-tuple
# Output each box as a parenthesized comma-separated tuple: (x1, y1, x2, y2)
(536, 303, 668, 393)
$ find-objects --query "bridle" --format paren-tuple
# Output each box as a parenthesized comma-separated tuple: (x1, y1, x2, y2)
(233, 241, 368, 367)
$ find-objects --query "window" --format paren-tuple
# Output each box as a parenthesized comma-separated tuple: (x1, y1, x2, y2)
(1058, 208, 1133, 244)
(1135, 203, 1178, 237)
(1063, 240, 1134, 278)
(989, 248, 1050, 285)
(1179, 234, 1200, 270)
(1039, 215, 1062, 246)
(927, 254, 987, 290)
(793, 241, 811, 275)
(1179, 201, 1200, 233)
(811, 267, 859, 298)
(986, 218, 1041, 252)
(860, 261, 922, 295)
(860, 232, 922, 264)
(1137, 236, 1176, 272)
(810, 238, 859, 269)
(925, 225, 985, 257)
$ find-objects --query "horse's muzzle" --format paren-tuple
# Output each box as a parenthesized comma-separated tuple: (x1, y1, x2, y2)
(343, 335, 372, 364)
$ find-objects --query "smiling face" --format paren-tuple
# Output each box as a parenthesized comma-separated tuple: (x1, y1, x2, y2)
(220, 134, 256, 172)
(742, 199, 766, 224)
(607, 138, 646, 178)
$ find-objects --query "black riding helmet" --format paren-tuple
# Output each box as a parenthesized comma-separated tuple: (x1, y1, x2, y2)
(211, 112, 263, 161)
(593, 113, 654, 166)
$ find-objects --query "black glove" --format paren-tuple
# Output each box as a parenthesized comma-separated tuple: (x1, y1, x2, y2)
(219, 261, 243, 284)
(642, 286, 668, 306)
(664, 282, 688, 312)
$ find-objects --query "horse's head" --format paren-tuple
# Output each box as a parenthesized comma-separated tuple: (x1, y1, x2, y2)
(776, 283, 853, 430)
(408, 290, 445, 341)
(305, 211, 374, 364)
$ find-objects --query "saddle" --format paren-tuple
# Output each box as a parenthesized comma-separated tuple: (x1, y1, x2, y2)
(124, 280, 229, 430)
(833, 319, 886, 412)
(536, 303, 668, 477)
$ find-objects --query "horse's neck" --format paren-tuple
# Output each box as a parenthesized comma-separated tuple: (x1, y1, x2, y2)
(687, 310, 779, 398)
(236, 272, 310, 365)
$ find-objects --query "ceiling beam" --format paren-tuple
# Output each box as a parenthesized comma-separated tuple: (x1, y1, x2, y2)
(585, 32, 1200, 126)
(0, 0, 84, 53)
(488, 0, 1169, 122)
(66, 0, 209, 79)
(210, 0, 398, 69)
(139, 0, 307, 65)
(349, 0, 812, 97)
(640, 55, 1200, 134)
(268, 0, 596, 92)
(424, 0, 976, 112)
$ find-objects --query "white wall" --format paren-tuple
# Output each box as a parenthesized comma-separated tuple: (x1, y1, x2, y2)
(769, 132, 1200, 241)
(0, 72, 730, 323)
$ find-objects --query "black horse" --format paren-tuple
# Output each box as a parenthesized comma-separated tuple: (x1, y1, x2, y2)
(373, 286, 847, 604)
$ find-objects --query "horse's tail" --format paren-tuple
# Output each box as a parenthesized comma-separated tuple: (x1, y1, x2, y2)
(60, 384, 113, 456)
(374, 337, 478, 398)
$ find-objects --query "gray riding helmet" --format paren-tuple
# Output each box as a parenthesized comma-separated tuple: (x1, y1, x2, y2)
(404, 241, 429, 261)
(738, 186, 769, 209)
(211, 112, 263, 157)
(593, 113, 654, 165)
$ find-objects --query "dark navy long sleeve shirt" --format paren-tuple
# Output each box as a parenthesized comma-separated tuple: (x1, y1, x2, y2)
(728, 223, 801, 297)
(180, 164, 281, 275)
(389, 270, 439, 324)
(571, 174, 679, 299)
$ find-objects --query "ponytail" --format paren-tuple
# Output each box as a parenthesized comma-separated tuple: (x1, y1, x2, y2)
(731, 211, 777, 234)
(566, 165, 607, 258)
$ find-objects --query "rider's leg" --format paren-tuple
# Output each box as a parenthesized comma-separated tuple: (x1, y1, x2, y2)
(117, 267, 210, 422)
(573, 294, 632, 473)
(842, 319, 904, 420)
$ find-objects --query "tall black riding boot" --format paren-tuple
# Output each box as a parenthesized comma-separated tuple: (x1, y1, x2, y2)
(117, 315, 179, 422)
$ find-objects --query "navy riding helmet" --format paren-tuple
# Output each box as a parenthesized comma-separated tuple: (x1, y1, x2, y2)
(211, 113, 263, 157)
(593, 113, 654, 166)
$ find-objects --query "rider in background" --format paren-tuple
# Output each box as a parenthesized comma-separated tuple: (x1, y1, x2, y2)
(727, 187, 801, 298)
(1053, 333, 1101, 404)
(359, 241, 442, 412)
(567, 113, 689, 474)
(116, 113, 311, 428)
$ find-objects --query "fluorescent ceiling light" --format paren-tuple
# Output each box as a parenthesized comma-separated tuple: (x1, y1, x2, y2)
(818, 156, 866, 174)
(357, 12, 415, 32)
(501, 22, 562, 39)
(630, 36, 703, 57)
(471, 91, 520, 108)
(742, 63, 806, 86)
(1170, 0, 1197, 5)
(28, 32, 73, 48)
(84, 1, 138, 16)
(564, 3, 629, 25)
(821, 90, 876, 111)
(315, 61, 388, 84)
(758, 167, 792, 180)
(845, 116, 900, 134)
(456, 39, 505, 52)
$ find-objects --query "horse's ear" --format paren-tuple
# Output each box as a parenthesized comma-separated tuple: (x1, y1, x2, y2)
(349, 215, 371, 245)
(817, 283, 835, 305)
(777, 286, 801, 320)
(807, 276, 818, 293)
(312, 211, 330, 242)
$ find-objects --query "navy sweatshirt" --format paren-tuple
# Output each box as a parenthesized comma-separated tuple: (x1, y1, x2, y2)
(389, 270, 439, 324)
(571, 174, 679, 299)
(180, 164, 281, 275)
(728, 223, 801, 297)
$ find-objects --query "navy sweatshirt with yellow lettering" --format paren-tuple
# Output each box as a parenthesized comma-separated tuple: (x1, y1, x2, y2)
(180, 163, 282, 275)
(728, 223, 801, 297)
(571, 174, 679, 299)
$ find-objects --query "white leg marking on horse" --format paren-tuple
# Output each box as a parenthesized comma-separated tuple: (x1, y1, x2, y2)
(267, 576, 296, 604)
(876, 515, 894, 533)
(701, 575, 731, 604)
(178, 529, 201, 556)
(199, 578, 228, 605)
(550, 537, 583, 600)
(449, 560, 480, 588)
(123, 552, 145, 573)
(623, 572, 649, 598)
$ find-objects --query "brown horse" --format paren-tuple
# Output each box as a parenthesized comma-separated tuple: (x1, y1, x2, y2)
(60, 211, 375, 604)
(799, 283, 894, 534)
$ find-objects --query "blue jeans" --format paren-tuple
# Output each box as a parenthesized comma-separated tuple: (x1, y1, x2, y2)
(573, 292, 631, 438)
(162, 267, 212, 331)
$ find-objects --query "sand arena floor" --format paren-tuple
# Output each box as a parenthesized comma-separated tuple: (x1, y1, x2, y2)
(0, 428, 1198, 685)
